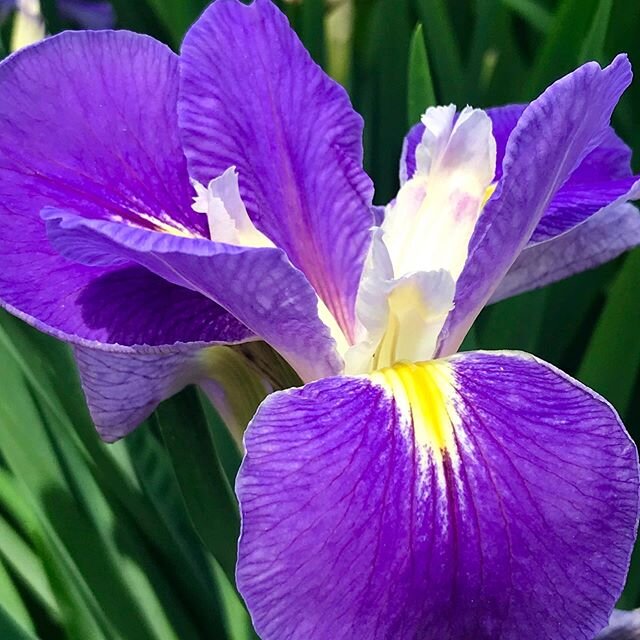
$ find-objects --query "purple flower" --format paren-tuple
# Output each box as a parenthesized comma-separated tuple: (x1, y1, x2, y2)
(0, 1, 638, 637)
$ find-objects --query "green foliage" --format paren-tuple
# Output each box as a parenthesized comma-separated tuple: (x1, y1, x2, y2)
(1, 0, 640, 636)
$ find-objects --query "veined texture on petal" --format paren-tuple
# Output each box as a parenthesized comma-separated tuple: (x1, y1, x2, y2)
(237, 351, 639, 640)
(75, 341, 272, 444)
(437, 56, 633, 356)
(74, 346, 206, 443)
(491, 203, 640, 302)
(0, 30, 237, 351)
(400, 90, 640, 308)
(42, 209, 342, 382)
(179, 0, 374, 341)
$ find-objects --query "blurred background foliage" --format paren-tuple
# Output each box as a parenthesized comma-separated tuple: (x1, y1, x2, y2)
(0, 0, 639, 637)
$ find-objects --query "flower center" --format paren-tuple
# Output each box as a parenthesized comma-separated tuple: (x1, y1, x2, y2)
(345, 105, 497, 374)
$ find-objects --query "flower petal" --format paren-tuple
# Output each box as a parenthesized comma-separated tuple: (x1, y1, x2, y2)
(237, 351, 638, 640)
(491, 203, 640, 302)
(74, 346, 205, 443)
(178, 0, 374, 338)
(401, 104, 639, 302)
(437, 56, 633, 356)
(43, 209, 342, 382)
(0, 30, 222, 348)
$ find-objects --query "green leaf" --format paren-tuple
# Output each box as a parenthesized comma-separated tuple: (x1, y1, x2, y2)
(476, 288, 548, 353)
(577, 249, 640, 418)
(501, 0, 552, 33)
(109, 0, 174, 46)
(125, 428, 236, 639)
(0, 603, 38, 640)
(0, 558, 35, 636)
(414, 0, 466, 104)
(466, 0, 500, 102)
(407, 24, 436, 126)
(156, 387, 241, 589)
(535, 262, 617, 368)
(578, 0, 613, 64)
(359, 0, 414, 202)
(144, 0, 209, 46)
(526, 0, 600, 97)
(300, 0, 326, 67)
(0, 507, 58, 620)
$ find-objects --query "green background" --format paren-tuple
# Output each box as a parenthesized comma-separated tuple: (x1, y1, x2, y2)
(0, 0, 639, 637)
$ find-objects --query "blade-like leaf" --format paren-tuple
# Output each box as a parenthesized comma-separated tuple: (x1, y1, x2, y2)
(526, 0, 600, 97)
(156, 387, 240, 589)
(414, 0, 466, 104)
(578, 0, 613, 64)
(0, 603, 38, 640)
(407, 24, 436, 126)
(578, 249, 640, 418)
(501, 0, 552, 33)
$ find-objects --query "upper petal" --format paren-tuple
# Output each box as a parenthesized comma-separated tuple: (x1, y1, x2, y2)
(178, 0, 374, 339)
(437, 56, 633, 356)
(74, 346, 206, 443)
(237, 351, 638, 640)
(491, 203, 640, 302)
(0, 30, 234, 349)
(43, 209, 342, 381)
(400, 102, 639, 304)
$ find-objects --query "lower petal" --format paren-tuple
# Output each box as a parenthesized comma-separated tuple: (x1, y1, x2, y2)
(237, 351, 638, 640)
(74, 346, 205, 442)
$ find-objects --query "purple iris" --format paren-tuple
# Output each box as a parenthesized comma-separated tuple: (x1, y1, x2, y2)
(0, 0, 639, 638)
(0, 0, 114, 28)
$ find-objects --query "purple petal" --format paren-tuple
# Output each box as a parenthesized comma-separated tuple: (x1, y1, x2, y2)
(596, 609, 640, 639)
(69, 268, 254, 442)
(0, 30, 226, 348)
(43, 209, 342, 382)
(74, 346, 205, 442)
(437, 56, 633, 356)
(532, 176, 640, 243)
(178, 0, 374, 339)
(401, 104, 639, 301)
(237, 351, 638, 639)
(492, 203, 640, 302)
(71, 265, 252, 346)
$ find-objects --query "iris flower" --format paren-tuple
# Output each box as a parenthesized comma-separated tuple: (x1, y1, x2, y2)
(0, 0, 639, 637)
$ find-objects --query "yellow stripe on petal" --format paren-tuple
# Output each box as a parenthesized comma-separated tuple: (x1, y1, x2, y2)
(482, 182, 497, 208)
(369, 360, 456, 455)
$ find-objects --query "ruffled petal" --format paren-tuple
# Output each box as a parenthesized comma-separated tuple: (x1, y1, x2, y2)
(178, 0, 374, 339)
(74, 346, 206, 442)
(0, 30, 235, 349)
(437, 56, 633, 356)
(400, 102, 639, 303)
(43, 209, 342, 382)
(491, 203, 640, 302)
(237, 351, 638, 640)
